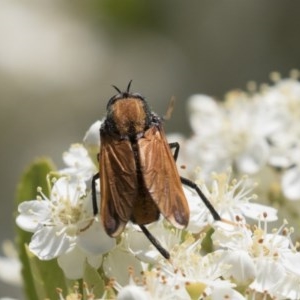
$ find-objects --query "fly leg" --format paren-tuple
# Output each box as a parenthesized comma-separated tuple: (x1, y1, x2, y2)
(180, 177, 221, 221)
(168, 142, 221, 221)
(92, 173, 100, 216)
(168, 142, 180, 161)
(139, 224, 170, 259)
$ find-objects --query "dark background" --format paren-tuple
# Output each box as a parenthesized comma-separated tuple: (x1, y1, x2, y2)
(1, 1, 300, 298)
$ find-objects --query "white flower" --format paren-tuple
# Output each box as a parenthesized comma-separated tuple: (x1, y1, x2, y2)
(186, 76, 300, 205)
(265, 77, 300, 133)
(160, 235, 241, 299)
(188, 94, 225, 138)
(186, 92, 273, 177)
(212, 225, 256, 285)
(213, 217, 299, 298)
(116, 268, 191, 300)
(272, 252, 300, 299)
(59, 121, 102, 181)
(186, 95, 231, 180)
(60, 144, 97, 181)
(187, 169, 277, 232)
(224, 91, 271, 174)
(16, 176, 115, 278)
(260, 77, 300, 201)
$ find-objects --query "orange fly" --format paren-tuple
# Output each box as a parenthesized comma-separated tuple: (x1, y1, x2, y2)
(92, 81, 221, 259)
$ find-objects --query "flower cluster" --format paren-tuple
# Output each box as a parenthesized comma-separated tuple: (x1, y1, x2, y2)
(182, 71, 300, 201)
(13, 73, 300, 299)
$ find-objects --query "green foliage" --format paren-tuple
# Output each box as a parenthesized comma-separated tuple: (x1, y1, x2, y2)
(89, 0, 165, 31)
(25, 245, 73, 300)
(200, 227, 214, 254)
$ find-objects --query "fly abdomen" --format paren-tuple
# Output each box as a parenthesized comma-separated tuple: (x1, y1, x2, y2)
(130, 141, 160, 225)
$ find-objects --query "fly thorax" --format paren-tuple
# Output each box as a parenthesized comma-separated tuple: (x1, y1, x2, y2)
(110, 98, 149, 136)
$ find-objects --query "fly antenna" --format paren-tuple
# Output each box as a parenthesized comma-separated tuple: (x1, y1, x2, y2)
(126, 80, 133, 93)
(112, 85, 122, 94)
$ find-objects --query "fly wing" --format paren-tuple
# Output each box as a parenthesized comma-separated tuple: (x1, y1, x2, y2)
(138, 125, 189, 228)
(100, 132, 137, 237)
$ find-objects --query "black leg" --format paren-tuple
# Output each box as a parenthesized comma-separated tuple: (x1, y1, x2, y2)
(139, 225, 170, 259)
(169, 142, 180, 161)
(181, 176, 221, 221)
(92, 173, 100, 216)
(169, 141, 221, 222)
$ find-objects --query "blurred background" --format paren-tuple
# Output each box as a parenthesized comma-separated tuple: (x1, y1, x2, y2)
(1, 0, 300, 298)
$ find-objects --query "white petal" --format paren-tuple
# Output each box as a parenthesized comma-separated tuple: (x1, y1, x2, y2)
(16, 200, 51, 232)
(272, 272, 300, 299)
(78, 220, 115, 255)
(62, 144, 89, 167)
(103, 246, 143, 286)
(188, 94, 224, 135)
(86, 253, 103, 270)
(117, 285, 150, 300)
(210, 287, 246, 300)
(126, 227, 158, 261)
(60, 144, 96, 180)
(29, 226, 73, 260)
(240, 203, 278, 221)
(250, 259, 285, 293)
(235, 139, 269, 174)
(281, 167, 300, 200)
(57, 246, 86, 279)
(221, 250, 256, 285)
(83, 120, 101, 148)
(265, 233, 290, 250)
(212, 226, 252, 250)
(281, 252, 300, 275)
(184, 186, 208, 233)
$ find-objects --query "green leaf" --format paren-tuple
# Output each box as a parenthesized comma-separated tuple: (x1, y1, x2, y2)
(15, 157, 55, 205)
(25, 245, 75, 300)
(92, 0, 163, 30)
(201, 227, 214, 253)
